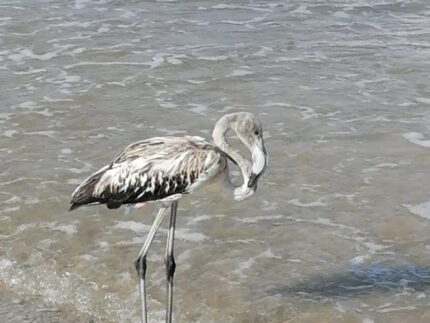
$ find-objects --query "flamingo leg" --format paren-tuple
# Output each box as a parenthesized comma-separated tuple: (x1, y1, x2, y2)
(165, 201, 178, 323)
(135, 206, 168, 323)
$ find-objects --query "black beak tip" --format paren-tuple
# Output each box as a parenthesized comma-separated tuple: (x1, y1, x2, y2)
(248, 173, 258, 187)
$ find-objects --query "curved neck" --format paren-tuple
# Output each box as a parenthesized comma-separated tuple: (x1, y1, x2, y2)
(212, 114, 251, 185)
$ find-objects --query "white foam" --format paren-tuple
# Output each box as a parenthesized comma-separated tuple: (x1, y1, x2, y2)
(68, 162, 93, 174)
(157, 128, 187, 135)
(48, 21, 92, 28)
(404, 201, 430, 220)
(72, 47, 86, 54)
(159, 102, 178, 109)
(98, 241, 110, 249)
(300, 184, 322, 193)
(33, 108, 53, 117)
(360, 241, 386, 254)
(63, 74, 81, 83)
(187, 214, 224, 224)
(363, 163, 398, 173)
(263, 102, 292, 108)
(187, 79, 206, 84)
(212, 3, 237, 9)
(229, 69, 254, 77)
(233, 258, 255, 278)
(287, 198, 326, 207)
(0, 112, 12, 121)
(297, 217, 388, 257)
(56, 224, 78, 235)
(107, 76, 135, 87)
(0, 216, 11, 222)
(166, 57, 182, 65)
(74, 0, 91, 9)
(4, 195, 21, 204)
(236, 214, 283, 223)
(9, 48, 59, 64)
(25, 131, 57, 138)
(67, 178, 84, 185)
(198, 55, 228, 61)
(1, 206, 20, 213)
(13, 68, 46, 75)
(335, 302, 346, 313)
(24, 197, 41, 205)
(334, 11, 350, 19)
(97, 25, 110, 33)
(150, 53, 165, 69)
(349, 255, 370, 265)
(42, 96, 74, 103)
(175, 228, 207, 242)
(291, 5, 312, 15)
(417, 293, 426, 299)
(376, 305, 416, 313)
(258, 248, 281, 259)
(13, 223, 36, 235)
(0, 258, 13, 270)
(222, 15, 266, 26)
(44, 222, 78, 235)
(212, 4, 271, 12)
(298, 106, 318, 120)
(113, 221, 207, 242)
(177, 249, 192, 263)
(253, 46, 273, 57)
(403, 132, 430, 148)
(369, 116, 390, 122)
(38, 239, 55, 249)
(120, 10, 137, 19)
(416, 97, 430, 105)
(18, 101, 38, 109)
(64, 61, 152, 69)
(187, 103, 208, 115)
(113, 221, 150, 233)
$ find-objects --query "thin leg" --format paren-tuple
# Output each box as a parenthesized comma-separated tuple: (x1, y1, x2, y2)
(135, 206, 168, 323)
(165, 201, 178, 323)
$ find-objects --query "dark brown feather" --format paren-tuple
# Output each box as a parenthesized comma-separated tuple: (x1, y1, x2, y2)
(69, 166, 110, 211)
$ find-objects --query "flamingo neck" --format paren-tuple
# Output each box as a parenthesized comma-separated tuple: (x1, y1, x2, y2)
(212, 115, 255, 201)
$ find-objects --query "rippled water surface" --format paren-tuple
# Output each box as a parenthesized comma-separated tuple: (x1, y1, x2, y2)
(1, 0, 430, 322)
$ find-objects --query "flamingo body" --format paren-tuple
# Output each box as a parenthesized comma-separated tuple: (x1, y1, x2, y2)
(70, 136, 231, 210)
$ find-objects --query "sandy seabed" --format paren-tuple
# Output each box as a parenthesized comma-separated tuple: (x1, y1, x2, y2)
(0, 282, 97, 323)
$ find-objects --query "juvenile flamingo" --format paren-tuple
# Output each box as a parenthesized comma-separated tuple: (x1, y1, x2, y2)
(70, 112, 268, 323)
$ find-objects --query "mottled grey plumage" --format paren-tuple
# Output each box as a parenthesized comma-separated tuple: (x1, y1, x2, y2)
(70, 136, 232, 211)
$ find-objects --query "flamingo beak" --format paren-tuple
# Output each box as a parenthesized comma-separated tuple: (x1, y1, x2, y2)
(248, 138, 268, 187)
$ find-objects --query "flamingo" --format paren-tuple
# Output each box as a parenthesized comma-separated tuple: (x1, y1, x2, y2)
(69, 112, 268, 323)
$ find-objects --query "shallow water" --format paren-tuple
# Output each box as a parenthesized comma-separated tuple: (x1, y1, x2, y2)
(1, 0, 430, 322)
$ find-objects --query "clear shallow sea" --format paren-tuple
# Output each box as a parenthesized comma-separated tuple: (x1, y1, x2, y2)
(1, 0, 430, 322)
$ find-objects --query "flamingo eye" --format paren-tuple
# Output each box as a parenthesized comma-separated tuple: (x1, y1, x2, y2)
(254, 130, 259, 135)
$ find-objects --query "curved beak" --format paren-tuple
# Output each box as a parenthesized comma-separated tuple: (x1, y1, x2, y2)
(248, 138, 268, 187)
